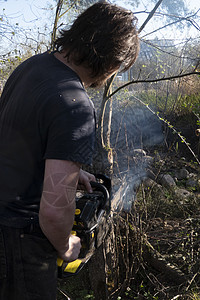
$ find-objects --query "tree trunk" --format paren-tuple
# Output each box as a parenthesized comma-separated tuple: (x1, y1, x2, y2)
(50, 0, 64, 51)
(94, 75, 116, 175)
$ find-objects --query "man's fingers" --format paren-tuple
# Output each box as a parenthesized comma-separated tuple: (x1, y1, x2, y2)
(84, 180, 93, 193)
(78, 170, 96, 193)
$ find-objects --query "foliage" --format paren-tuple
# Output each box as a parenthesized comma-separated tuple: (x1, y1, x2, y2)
(0, 50, 33, 93)
(116, 35, 200, 118)
(137, 89, 200, 116)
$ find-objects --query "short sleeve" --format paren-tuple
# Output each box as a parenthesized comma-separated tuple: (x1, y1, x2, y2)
(42, 97, 96, 166)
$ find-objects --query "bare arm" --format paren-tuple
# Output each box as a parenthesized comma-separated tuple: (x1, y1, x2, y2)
(39, 159, 81, 261)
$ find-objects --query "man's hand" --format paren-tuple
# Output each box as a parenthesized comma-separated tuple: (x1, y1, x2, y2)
(58, 234, 81, 262)
(78, 169, 96, 193)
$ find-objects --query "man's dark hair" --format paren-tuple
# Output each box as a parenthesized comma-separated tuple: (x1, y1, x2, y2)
(55, 2, 140, 78)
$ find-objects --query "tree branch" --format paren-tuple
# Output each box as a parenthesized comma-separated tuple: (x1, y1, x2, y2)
(142, 39, 199, 62)
(107, 71, 200, 100)
(59, 0, 77, 18)
(141, 10, 200, 38)
(138, 0, 164, 34)
(50, 0, 64, 51)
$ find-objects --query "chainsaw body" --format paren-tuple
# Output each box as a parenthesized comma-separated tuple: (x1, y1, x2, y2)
(57, 174, 111, 279)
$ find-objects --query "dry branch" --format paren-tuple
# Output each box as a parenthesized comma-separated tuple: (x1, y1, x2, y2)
(143, 235, 187, 284)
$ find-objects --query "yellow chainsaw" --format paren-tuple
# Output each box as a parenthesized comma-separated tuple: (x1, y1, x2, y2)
(57, 174, 111, 278)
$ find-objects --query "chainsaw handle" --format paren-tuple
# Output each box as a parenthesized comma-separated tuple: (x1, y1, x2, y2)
(90, 181, 110, 208)
(94, 174, 111, 193)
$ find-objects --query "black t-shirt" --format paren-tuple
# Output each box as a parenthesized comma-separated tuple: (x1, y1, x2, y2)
(0, 51, 96, 227)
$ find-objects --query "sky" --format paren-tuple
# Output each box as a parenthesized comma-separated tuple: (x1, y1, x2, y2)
(1, 0, 200, 29)
(0, 0, 199, 54)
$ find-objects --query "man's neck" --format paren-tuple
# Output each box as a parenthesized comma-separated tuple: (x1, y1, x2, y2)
(53, 51, 92, 88)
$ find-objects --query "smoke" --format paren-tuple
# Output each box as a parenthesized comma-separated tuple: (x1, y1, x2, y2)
(110, 96, 164, 211)
(112, 99, 164, 151)
(119, 170, 145, 212)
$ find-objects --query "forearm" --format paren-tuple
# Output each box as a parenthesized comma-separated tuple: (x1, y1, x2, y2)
(39, 159, 80, 257)
(39, 200, 76, 256)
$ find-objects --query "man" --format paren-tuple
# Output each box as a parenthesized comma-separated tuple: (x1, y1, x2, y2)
(0, 2, 139, 299)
